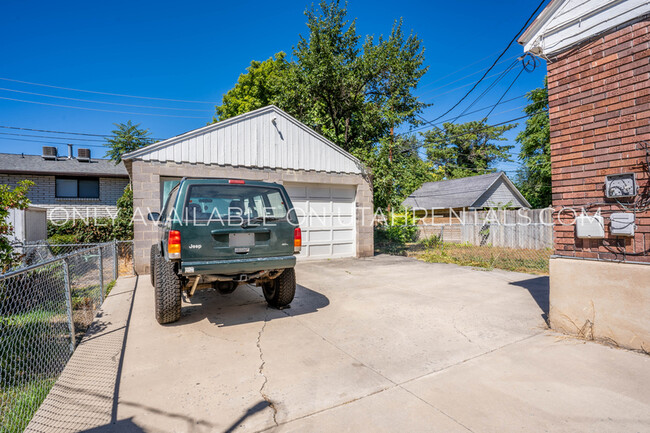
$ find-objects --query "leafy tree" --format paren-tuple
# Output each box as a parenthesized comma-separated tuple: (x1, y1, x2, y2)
(213, 0, 428, 161)
(370, 136, 439, 210)
(515, 78, 551, 208)
(213, 53, 289, 122)
(104, 121, 153, 164)
(112, 185, 134, 240)
(423, 120, 515, 179)
(0, 180, 34, 271)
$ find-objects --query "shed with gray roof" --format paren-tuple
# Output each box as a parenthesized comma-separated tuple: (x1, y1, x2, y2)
(403, 172, 530, 212)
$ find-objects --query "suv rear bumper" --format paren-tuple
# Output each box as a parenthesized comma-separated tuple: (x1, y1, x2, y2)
(180, 255, 296, 275)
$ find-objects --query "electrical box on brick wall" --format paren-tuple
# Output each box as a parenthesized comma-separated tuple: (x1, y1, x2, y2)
(605, 173, 637, 198)
(610, 213, 636, 237)
(576, 215, 605, 239)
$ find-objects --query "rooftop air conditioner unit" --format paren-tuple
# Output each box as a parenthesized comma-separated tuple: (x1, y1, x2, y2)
(42, 146, 57, 160)
(77, 148, 91, 161)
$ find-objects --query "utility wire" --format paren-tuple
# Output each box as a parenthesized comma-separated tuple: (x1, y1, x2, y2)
(0, 87, 212, 112)
(0, 124, 165, 140)
(449, 59, 519, 124)
(0, 131, 107, 142)
(0, 96, 207, 119)
(0, 137, 108, 148)
(418, 54, 521, 97)
(400, 108, 548, 143)
(421, 0, 548, 124)
(0, 77, 216, 104)
(484, 67, 526, 119)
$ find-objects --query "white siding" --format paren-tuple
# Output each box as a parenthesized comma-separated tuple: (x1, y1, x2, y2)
(129, 106, 362, 174)
(521, 0, 650, 56)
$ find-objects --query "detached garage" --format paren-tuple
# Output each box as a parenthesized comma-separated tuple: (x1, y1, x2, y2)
(122, 105, 373, 274)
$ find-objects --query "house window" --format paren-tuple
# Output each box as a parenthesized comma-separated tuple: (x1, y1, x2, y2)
(55, 177, 100, 198)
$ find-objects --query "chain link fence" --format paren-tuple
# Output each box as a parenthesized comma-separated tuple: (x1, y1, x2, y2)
(413, 225, 552, 275)
(0, 241, 133, 433)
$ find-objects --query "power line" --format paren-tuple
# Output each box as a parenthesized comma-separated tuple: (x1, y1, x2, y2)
(484, 67, 526, 119)
(422, 0, 548, 123)
(418, 63, 519, 103)
(0, 77, 216, 104)
(0, 87, 212, 112)
(0, 96, 207, 119)
(0, 124, 165, 140)
(418, 54, 521, 97)
(400, 108, 548, 144)
(449, 60, 519, 124)
(0, 131, 107, 142)
(0, 137, 108, 148)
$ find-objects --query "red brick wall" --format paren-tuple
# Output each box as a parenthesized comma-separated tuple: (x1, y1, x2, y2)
(548, 18, 650, 263)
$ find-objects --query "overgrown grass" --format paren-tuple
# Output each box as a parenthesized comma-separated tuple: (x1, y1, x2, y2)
(416, 242, 551, 275)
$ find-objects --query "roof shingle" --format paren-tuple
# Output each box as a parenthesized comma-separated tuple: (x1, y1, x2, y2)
(0, 153, 127, 177)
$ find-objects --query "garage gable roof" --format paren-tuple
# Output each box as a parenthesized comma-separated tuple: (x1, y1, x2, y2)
(122, 105, 364, 175)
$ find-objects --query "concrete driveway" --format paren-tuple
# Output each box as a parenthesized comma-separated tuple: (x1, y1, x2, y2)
(108, 255, 649, 433)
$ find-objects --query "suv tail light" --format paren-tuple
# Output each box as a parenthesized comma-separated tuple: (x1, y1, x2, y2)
(168, 230, 181, 259)
(294, 227, 302, 253)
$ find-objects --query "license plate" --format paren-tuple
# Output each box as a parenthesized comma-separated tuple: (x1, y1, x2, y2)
(229, 233, 255, 247)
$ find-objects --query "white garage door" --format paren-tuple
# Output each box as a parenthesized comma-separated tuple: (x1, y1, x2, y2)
(284, 183, 356, 259)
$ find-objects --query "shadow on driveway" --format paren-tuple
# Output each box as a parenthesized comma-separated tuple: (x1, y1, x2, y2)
(509, 276, 549, 324)
(170, 284, 330, 327)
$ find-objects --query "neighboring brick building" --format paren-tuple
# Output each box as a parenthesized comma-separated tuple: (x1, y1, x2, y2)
(519, 0, 650, 350)
(0, 147, 129, 221)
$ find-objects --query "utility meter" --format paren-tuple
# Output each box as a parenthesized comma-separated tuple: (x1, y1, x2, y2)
(605, 173, 637, 198)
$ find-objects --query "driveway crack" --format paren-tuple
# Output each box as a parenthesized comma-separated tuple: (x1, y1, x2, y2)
(256, 308, 278, 427)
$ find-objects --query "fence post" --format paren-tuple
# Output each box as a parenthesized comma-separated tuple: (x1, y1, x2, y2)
(98, 246, 104, 304)
(62, 259, 76, 353)
(113, 239, 118, 280)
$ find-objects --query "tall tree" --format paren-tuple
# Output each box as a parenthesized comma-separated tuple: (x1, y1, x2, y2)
(213, 53, 288, 122)
(104, 121, 153, 164)
(515, 78, 551, 208)
(213, 0, 428, 161)
(370, 136, 439, 210)
(423, 120, 515, 179)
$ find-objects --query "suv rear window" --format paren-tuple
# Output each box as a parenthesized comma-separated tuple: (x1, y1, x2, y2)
(184, 184, 289, 222)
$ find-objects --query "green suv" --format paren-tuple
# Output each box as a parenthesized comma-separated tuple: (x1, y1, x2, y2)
(148, 178, 301, 324)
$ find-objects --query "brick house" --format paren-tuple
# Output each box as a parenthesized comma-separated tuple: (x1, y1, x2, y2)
(519, 0, 650, 350)
(0, 146, 129, 221)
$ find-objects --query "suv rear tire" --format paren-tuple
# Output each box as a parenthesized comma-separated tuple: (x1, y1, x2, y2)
(262, 268, 296, 308)
(150, 245, 158, 286)
(154, 254, 182, 324)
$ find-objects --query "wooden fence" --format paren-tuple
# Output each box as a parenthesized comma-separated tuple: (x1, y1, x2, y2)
(416, 208, 554, 250)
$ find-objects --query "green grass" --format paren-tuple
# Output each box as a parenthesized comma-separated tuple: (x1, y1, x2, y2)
(417, 242, 551, 275)
(1, 310, 69, 433)
(105, 280, 116, 296)
(0, 378, 56, 433)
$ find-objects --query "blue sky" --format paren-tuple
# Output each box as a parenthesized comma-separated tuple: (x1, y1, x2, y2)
(0, 0, 549, 175)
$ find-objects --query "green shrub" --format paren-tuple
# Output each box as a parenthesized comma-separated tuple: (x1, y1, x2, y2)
(419, 234, 441, 249)
(46, 184, 134, 243)
(376, 211, 418, 245)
